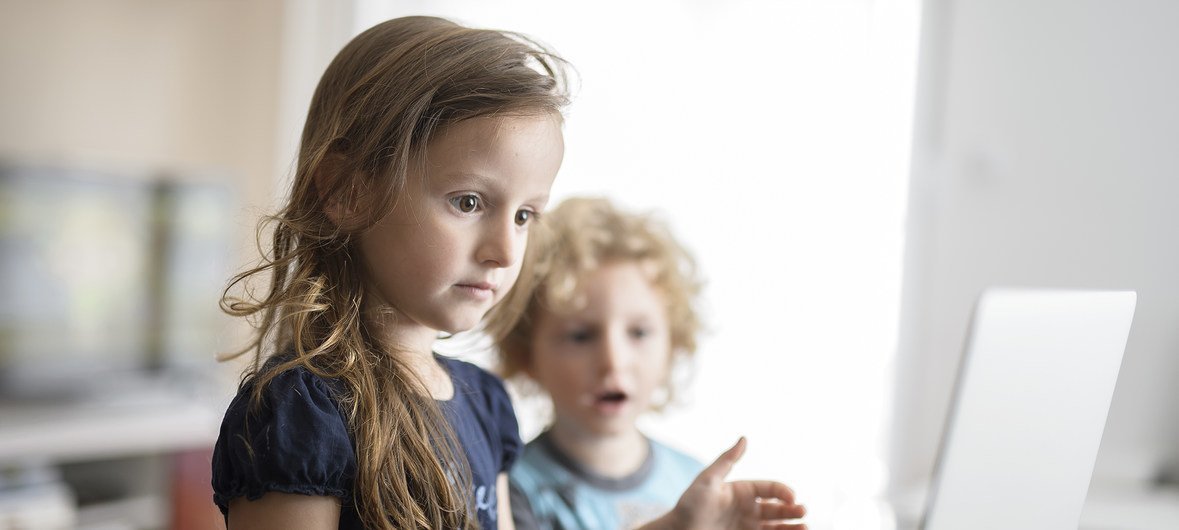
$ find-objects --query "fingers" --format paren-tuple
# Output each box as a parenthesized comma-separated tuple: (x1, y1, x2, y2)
(747, 480, 798, 504)
(698, 436, 747, 484)
(756, 498, 807, 520)
(759, 523, 807, 530)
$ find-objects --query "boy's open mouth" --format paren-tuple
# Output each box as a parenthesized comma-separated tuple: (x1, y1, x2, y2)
(595, 391, 628, 404)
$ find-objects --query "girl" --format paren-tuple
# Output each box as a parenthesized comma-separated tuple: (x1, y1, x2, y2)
(212, 16, 565, 530)
(500, 198, 807, 530)
(213, 15, 801, 530)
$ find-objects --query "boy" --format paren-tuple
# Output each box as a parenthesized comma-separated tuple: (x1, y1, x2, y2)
(497, 197, 707, 529)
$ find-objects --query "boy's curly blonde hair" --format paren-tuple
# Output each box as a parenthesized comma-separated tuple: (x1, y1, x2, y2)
(493, 196, 703, 409)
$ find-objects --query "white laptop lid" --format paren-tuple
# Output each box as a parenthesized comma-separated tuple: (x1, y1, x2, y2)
(921, 289, 1137, 530)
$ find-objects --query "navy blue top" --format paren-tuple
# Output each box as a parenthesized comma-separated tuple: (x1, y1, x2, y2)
(211, 354, 522, 530)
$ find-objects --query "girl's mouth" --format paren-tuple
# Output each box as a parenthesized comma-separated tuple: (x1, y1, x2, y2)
(454, 282, 495, 300)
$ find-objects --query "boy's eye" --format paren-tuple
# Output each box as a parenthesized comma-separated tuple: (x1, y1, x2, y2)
(515, 209, 532, 226)
(565, 330, 592, 343)
(450, 194, 481, 213)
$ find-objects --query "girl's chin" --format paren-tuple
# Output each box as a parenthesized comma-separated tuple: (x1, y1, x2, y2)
(431, 307, 497, 335)
(436, 320, 480, 335)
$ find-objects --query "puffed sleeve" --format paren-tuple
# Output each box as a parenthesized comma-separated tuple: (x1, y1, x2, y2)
(211, 366, 356, 514)
(483, 370, 523, 473)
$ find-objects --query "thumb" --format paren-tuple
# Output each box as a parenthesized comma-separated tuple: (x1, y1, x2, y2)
(699, 436, 747, 484)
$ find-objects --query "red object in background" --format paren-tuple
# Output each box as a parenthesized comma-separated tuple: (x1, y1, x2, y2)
(171, 448, 223, 530)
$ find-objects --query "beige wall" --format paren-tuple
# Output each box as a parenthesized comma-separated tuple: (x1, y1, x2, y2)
(0, 0, 288, 360)
(0, 0, 284, 215)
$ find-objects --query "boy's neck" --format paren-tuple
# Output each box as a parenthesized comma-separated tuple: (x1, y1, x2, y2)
(547, 421, 649, 479)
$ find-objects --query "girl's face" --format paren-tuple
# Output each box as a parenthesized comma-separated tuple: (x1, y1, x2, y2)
(528, 262, 673, 438)
(359, 114, 564, 338)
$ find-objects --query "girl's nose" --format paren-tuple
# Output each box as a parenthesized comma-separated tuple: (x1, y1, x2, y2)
(476, 214, 520, 267)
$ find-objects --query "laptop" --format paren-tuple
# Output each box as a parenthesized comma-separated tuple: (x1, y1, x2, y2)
(920, 288, 1137, 530)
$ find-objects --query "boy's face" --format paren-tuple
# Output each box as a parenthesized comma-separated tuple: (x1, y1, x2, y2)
(358, 114, 563, 336)
(529, 261, 673, 438)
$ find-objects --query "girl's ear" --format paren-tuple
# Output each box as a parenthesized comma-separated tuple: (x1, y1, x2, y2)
(314, 153, 362, 228)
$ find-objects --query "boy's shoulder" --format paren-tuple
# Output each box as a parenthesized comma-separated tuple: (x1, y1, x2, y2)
(511, 432, 704, 490)
(511, 432, 575, 486)
(647, 437, 705, 480)
(509, 433, 702, 530)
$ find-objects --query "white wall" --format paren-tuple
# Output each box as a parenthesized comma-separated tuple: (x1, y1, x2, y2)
(894, 0, 1179, 502)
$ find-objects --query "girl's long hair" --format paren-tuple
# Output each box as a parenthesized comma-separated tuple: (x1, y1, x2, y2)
(220, 16, 569, 530)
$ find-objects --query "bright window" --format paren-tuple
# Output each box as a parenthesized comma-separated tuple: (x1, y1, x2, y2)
(356, 2, 919, 528)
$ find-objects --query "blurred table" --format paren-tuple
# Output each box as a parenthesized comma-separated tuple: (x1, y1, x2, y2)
(0, 380, 222, 464)
(0, 374, 227, 529)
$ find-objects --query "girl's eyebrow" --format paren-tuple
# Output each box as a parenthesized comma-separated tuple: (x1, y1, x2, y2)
(438, 171, 493, 187)
(439, 172, 550, 204)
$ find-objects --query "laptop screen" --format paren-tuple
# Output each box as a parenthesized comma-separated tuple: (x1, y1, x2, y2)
(922, 289, 1136, 530)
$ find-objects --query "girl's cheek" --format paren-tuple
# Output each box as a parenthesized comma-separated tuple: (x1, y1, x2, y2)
(503, 262, 527, 289)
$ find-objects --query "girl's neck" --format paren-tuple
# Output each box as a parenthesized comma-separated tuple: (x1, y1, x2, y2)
(366, 309, 454, 400)
(548, 420, 648, 479)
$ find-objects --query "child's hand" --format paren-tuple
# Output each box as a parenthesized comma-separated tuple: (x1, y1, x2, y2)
(657, 437, 807, 530)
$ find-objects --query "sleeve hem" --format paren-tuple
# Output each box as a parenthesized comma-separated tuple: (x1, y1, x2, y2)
(213, 484, 351, 514)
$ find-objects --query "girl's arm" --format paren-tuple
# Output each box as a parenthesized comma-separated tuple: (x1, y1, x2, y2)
(497, 472, 517, 530)
(228, 492, 341, 530)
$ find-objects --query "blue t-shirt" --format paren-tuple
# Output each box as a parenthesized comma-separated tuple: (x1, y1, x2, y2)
(510, 431, 703, 530)
(211, 354, 521, 530)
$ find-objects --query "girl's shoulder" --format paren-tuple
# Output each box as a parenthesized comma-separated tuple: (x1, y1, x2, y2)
(224, 358, 349, 423)
(434, 354, 522, 472)
(435, 354, 509, 395)
(212, 359, 356, 514)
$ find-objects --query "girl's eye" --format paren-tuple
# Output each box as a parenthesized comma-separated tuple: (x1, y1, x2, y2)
(515, 209, 533, 226)
(629, 327, 649, 340)
(450, 194, 481, 214)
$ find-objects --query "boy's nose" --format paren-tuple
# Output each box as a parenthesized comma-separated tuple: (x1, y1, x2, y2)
(598, 332, 629, 374)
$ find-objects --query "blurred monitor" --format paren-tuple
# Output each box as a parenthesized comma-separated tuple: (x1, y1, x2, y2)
(0, 163, 233, 400)
(152, 177, 235, 373)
